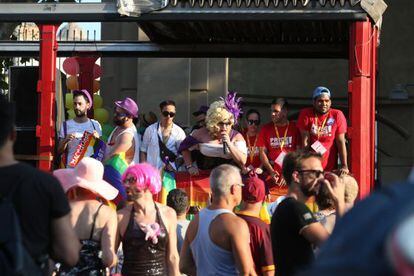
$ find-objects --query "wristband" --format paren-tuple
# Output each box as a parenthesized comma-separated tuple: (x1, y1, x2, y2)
(185, 164, 193, 170)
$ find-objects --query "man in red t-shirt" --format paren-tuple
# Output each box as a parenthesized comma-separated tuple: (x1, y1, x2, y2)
(296, 86, 349, 174)
(258, 98, 299, 186)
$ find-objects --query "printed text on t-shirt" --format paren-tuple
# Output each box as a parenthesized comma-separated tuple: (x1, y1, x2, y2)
(270, 137, 293, 148)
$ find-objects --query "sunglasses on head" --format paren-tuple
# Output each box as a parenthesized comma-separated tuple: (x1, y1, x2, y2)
(297, 170, 324, 178)
(247, 120, 260, 126)
(162, 111, 176, 118)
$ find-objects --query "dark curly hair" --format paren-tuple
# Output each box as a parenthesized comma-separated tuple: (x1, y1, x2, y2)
(167, 189, 189, 216)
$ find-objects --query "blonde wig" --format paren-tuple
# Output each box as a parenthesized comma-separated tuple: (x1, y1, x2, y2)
(206, 100, 234, 135)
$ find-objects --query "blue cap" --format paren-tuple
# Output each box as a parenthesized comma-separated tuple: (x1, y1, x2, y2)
(312, 86, 331, 99)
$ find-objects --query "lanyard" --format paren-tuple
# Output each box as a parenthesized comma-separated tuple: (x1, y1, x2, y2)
(274, 122, 289, 151)
(246, 134, 258, 164)
(315, 112, 330, 139)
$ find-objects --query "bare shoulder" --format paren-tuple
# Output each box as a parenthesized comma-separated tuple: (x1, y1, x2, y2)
(119, 130, 134, 140)
(222, 213, 248, 233)
(192, 127, 208, 140)
(233, 132, 246, 142)
(99, 204, 117, 219)
(117, 205, 132, 222)
(157, 203, 177, 220)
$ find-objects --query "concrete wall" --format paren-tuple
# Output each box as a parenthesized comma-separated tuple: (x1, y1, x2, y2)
(375, 0, 414, 184)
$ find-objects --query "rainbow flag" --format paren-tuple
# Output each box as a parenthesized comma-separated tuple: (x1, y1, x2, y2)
(158, 170, 177, 205)
(68, 131, 106, 168)
(103, 153, 128, 205)
(259, 201, 271, 224)
(175, 171, 211, 208)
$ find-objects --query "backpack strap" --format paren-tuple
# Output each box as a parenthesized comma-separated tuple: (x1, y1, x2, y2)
(63, 121, 67, 137)
(89, 203, 104, 240)
(90, 119, 96, 131)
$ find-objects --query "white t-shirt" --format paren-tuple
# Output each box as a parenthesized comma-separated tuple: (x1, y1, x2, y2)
(58, 119, 102, 167)
(177, 219, 190, 253)
(140, 122, 186, 170)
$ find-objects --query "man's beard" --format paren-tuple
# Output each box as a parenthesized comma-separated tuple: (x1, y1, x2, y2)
(127, 193, 139, 202)
(74, 109, 86, 117)
(300, 184, 318, 197)
(315, 107, 330, 115)
(113, 117, 126, 126)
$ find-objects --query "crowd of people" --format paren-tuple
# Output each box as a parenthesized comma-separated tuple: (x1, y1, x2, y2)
(2, 85, 413, 276)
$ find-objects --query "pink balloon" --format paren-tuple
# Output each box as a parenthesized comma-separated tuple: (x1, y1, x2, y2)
(93, 64, 102, 79)
(63, 57, 79, 75)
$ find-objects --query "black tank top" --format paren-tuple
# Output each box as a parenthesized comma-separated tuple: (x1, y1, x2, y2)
(59, 203, 105, 275)
(121, 203, 168, 275)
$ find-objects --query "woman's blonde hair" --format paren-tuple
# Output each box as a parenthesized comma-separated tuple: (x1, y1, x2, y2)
(205, 100, 234, 134)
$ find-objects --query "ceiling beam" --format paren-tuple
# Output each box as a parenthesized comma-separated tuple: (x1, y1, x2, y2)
(0, 3, 367, 23)
(0, 41, 347, 58)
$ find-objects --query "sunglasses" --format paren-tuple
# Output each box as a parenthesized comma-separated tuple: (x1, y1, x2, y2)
(123, 176, 137, 185)
(114, 112, 129, 118)
(218, 121, 232, 126)
(297, 170, 324, 178)
(247, 120, 260, 126)
(162, 111, 176, 118)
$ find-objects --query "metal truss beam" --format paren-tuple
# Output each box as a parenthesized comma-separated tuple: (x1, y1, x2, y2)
(0, 41, 347, 58)
(0, 3, 367, 22)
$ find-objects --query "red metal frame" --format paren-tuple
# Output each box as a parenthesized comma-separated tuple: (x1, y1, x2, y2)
(348, 20, 378, 198)
(36, 24, 60, 171)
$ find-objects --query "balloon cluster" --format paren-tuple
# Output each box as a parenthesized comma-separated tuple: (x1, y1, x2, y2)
(63, 57, 113, 141)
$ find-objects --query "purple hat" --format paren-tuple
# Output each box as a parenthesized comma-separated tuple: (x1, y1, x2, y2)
(73, 89, 93, 110)
(115, 97, 139, 118)
(193, 105, 209, 116)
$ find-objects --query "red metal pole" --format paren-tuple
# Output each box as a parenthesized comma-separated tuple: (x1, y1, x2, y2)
(348, 20, 377, 198)
(76, 56, 98, 118)
(36, 24, 60, 171)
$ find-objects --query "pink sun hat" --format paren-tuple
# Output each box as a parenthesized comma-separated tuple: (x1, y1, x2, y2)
(53, 157, 118, 201)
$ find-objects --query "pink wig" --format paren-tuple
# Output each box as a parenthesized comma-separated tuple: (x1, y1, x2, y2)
(122, 163, 161, 195)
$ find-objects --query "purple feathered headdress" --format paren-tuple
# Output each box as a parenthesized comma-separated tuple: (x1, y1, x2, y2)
(221, 91, 243, 125)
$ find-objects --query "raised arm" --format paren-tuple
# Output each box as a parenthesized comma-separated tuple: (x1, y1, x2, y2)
(226, 133, 247, 167)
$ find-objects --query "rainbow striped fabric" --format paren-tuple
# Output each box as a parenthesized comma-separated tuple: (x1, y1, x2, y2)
(158, 170, 177, 205)
(103, 153, 128, 205)
(175, 171, 211, 208)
